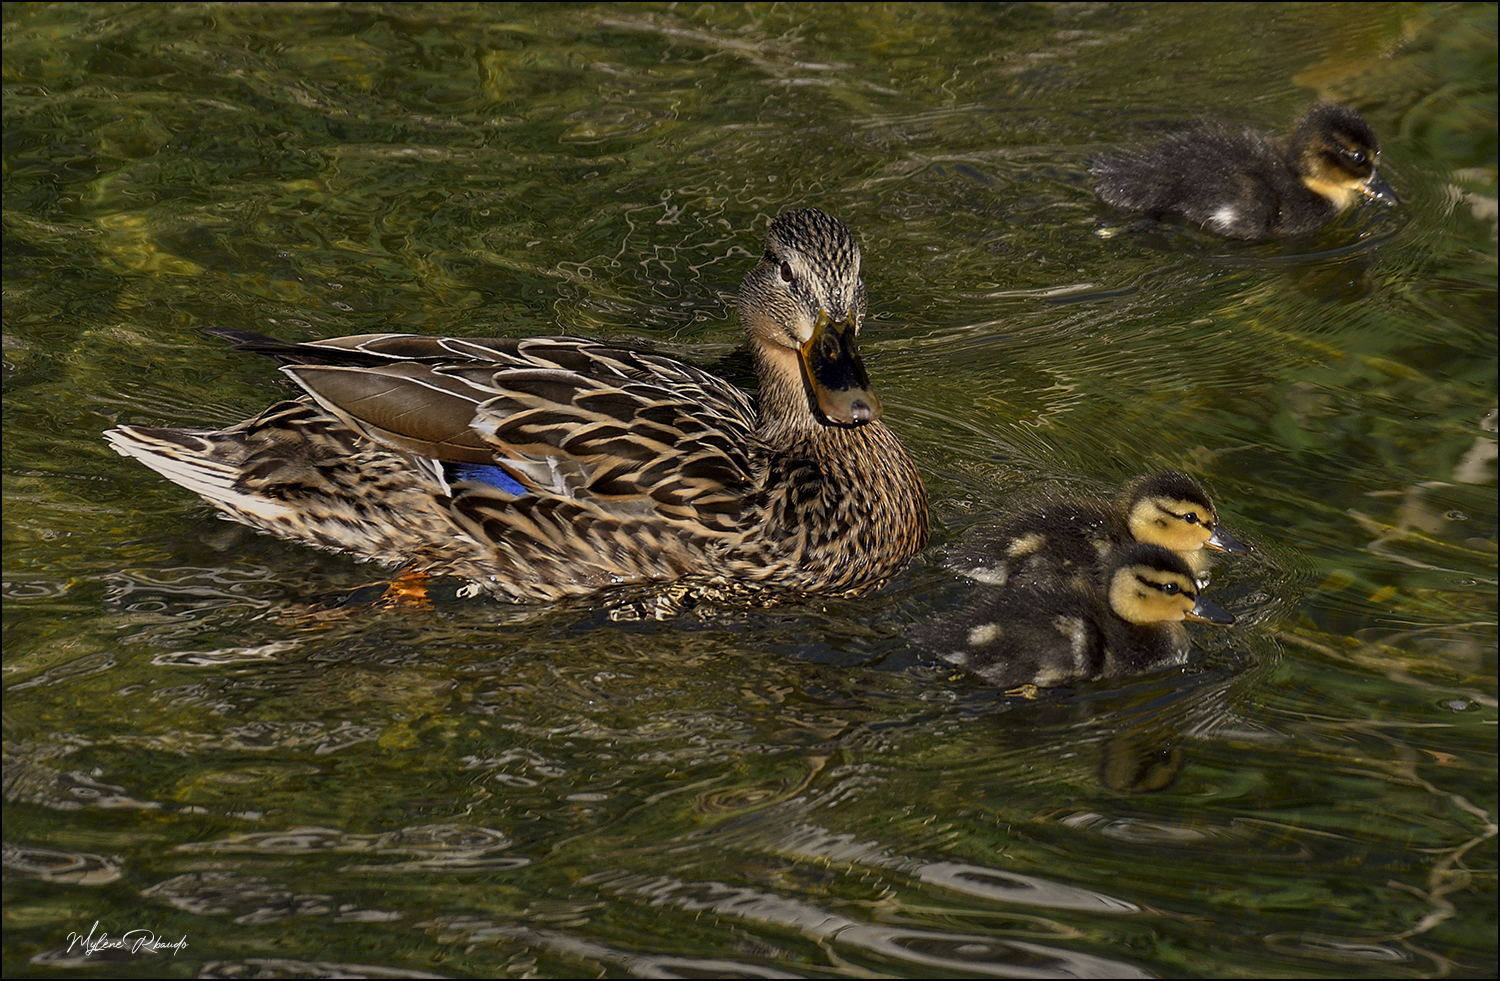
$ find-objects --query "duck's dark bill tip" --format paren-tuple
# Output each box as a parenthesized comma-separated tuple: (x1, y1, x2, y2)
(815, 388, 882, 427)
(1363, 173, 1401, 207)
(1206, 524, 1252, 555)
(1187, 597, 1236, 626)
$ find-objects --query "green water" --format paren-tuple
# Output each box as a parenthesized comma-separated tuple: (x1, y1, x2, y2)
(3, 3, 1495, 977)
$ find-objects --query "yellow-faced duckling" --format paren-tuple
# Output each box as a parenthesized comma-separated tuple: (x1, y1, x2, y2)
(1091, 103, 1399, 240)
(945, 470, 1248, 588)
(917, 543, 1235, 689)
(105, 209, 929, 602)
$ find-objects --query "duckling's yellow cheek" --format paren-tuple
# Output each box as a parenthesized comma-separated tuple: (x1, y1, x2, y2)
(1301, 175, 1360, 211)
(1168, 524, 1213, 552)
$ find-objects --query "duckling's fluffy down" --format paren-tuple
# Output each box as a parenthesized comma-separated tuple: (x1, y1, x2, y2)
(1092, 104, 1395, 240)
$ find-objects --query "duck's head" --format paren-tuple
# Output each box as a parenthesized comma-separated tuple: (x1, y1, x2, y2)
(1124, 471, 1250, 558)
(1107, 544, 1236, 627)
(738, 208, 880, 429)
(1292, 104, 1400, 211)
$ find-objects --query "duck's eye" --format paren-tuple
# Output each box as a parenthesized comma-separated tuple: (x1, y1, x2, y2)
(1344, 149, 1367, 167)
(780, 262, 794, 283)
(1159, 582, 1180, 596)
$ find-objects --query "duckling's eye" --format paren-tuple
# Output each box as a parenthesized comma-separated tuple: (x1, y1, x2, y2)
(1159, 582, 1180, 596)
(780, 262, 795, 283)
(1343, 149, 1367, 167)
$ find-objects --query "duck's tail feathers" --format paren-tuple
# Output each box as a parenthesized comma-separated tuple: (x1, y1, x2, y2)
(105, 426, 294, 523)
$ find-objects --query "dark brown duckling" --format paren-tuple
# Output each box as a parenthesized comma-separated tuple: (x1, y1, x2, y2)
(945, 470, 1249, 588)
(916, 543, 1236, 690)
(1092, 103, 1399, 240)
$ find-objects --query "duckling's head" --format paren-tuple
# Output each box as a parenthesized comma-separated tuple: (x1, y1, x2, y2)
(1124, 471, 1250, 558)
(1291, 104, 1399, 211)
(1106, 544, 1236, 627)
(738, 208, 879, 429)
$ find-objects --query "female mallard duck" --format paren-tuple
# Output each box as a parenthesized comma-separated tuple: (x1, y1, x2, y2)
(916, 543, 1235, 689)
(1091, 103, 1399, 240)
(105, 209, 929, 602)
(945, 470, 1248, 588)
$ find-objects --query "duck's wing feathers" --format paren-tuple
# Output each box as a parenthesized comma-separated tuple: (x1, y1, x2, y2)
(209, 328, 753, 396)
(250, 334, 761, 532)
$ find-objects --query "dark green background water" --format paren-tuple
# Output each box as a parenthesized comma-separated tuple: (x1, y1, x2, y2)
(4, 3, 1495, 977)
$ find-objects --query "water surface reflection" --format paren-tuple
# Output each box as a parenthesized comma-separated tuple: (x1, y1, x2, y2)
(3, 3, 1495, 978)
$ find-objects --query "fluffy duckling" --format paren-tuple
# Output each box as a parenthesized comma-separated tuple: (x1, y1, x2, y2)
(917, 543, 1235, 689)
(1091, 103, 1399, 240)
(945, 470, 1249, 588)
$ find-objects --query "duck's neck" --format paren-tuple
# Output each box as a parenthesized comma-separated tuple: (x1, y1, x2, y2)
(1100, 619, 1189, 678)
(742, 342, 930, 590)
(750, 341, 830, 442)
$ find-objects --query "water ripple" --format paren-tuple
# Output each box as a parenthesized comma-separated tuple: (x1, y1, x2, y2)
(584, 869, 1151, 978)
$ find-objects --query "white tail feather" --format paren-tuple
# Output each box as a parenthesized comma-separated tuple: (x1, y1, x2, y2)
(105, 428, 294, 522)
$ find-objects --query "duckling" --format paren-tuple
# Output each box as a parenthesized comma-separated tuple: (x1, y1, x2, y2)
(945, 470, 1248, 588)
(916, 543, 1235, 689)
(1091, 103, 1399, 240)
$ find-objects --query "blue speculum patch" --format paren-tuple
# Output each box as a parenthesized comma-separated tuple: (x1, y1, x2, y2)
(448, 463, 528, 496)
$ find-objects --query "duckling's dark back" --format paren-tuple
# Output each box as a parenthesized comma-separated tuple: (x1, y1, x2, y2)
(943, 496, 1121, 588)
(1092, 125, 1330, 240)
(913, 574, 1111, 689)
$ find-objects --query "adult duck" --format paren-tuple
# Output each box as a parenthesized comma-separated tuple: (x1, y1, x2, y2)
(106, 209, 930, 601)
